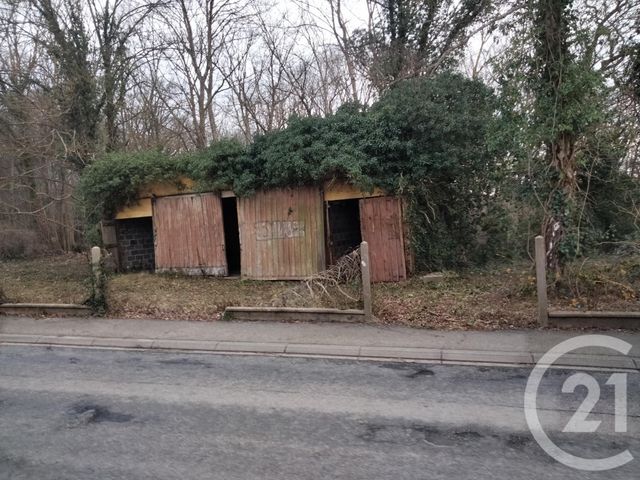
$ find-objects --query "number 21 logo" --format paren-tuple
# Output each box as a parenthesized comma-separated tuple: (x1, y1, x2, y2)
(562, 372, 628, 433)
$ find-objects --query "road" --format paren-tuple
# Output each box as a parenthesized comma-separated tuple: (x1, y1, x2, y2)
(0, 345, 638, 479)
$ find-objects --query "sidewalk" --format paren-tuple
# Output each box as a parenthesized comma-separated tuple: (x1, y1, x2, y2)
(1, 315, 639, 370)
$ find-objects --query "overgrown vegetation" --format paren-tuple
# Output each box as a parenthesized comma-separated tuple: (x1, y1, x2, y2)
(86, 249, 108, 315)
(80, 151, 191, 228)
(493, 0, 640, 274)
(4, 0, 639, 286)
(4, 254, 639, 326)
(0, 254, 92, 304)
(81, 73, 499, 270)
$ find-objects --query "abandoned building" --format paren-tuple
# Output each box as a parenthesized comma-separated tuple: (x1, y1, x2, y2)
(101, 180, 411, 282)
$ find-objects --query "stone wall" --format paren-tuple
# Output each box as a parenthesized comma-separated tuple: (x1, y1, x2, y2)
(116, 218, 155, 271)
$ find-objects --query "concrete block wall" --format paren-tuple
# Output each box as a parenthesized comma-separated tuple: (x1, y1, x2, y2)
(116, 217, 155, 271)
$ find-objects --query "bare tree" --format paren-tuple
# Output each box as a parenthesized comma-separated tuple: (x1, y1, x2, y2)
(27, 0, 101, 168)
(87, 0, 164, 151)
(225, 2, 365, 142)
(160, 0, 252, 148)
(0, 2, 79, 251)
(352, 0, 522, 92)
(0, 0, 161, 251)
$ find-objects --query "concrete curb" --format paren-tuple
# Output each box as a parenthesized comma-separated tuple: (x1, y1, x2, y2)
(0, 303, 92, 317)
(1, 333, 638, 371)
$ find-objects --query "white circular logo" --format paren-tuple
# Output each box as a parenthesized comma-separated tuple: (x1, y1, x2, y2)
(524, 334, 634, 471)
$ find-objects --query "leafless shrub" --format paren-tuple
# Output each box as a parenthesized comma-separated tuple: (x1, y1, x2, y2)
(271, 248, 362, 308)
(0, 227, 50, 259)
(553, 256, 640, 309)
(302, 249, 362, 300)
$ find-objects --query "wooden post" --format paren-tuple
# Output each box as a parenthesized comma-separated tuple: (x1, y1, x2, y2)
(90, 246, 106, 313)
(361, 241, 373, 321)
(535, 235, 549, 327)
(91, 246, 102, 281)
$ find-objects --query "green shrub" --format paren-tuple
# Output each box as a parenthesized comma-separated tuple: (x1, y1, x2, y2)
(190, 139, 249, 193)
(79, 150, 192, 228)
(80, 73, 503, 270)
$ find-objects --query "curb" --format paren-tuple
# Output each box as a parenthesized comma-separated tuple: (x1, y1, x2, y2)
(1, 334, 638, 371)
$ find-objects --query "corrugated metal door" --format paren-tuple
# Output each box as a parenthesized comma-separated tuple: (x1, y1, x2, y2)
(153, 193, 228, 275)
(238, 188, 325, 279)
(359, 196, 406, 282)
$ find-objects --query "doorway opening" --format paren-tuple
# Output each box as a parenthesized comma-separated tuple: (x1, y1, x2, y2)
(222, 197, 241, 275)
(326, 199, 362, 265)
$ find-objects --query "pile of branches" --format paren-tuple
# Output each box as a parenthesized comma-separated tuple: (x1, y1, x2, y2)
(271, 248, 362, 307)
(301, 248, 362, 301)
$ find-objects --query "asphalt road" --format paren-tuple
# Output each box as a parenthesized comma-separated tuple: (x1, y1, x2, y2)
(0, 345, 638, 479)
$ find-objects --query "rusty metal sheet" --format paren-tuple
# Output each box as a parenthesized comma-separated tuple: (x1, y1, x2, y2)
(359, 196, 407, 282)
(152, 193, 227, 275)
(237, 188, 325, 279)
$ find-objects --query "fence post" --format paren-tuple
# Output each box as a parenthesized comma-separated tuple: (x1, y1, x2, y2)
(90, 246, 106, 314)
(535, 235, 549, 327)
(360, 241, 373, 321)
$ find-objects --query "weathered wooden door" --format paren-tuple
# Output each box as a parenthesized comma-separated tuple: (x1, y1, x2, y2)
(359, 196, 406, 282)
(153, 193, 228, 275)
(237, 188, 325, 279)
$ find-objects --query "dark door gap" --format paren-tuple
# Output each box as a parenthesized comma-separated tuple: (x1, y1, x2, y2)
(327, 199, 362, 265)
(221, 197, 241, 275)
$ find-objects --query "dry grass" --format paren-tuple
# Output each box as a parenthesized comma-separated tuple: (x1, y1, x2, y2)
(109, 273, 292, 320)
(372, 266, 538, 330)
(108, 272, 362, 320)
(0, 253, 91, 304)
(2, 254, 639, 328)
(549, 255, 640, 312)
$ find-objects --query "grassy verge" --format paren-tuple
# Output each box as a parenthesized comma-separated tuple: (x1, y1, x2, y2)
(373, 267, 538, 330)
(0, 254, 91, 304)
(1, 254, 638, 329)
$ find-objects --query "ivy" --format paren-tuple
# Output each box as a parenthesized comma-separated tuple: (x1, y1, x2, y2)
(80, 73, 501, 270)
(79, 150, 192, 227)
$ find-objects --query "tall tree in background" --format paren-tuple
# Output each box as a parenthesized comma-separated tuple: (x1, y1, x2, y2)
(0, 0, 160, 251)
(534, 0, 583, 273)
(87, 0, 163, 151)
(352, 0, 491, 91)
(496, 0, 638, 274)
(160, 0, 252, 149)
(532, 0, 640, 273)
(29, 0, 100, 168)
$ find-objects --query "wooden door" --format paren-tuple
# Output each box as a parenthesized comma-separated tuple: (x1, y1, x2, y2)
(237, 187, 325, 279)
(359, 196, 406, 282)
(153, 193, 228, 275)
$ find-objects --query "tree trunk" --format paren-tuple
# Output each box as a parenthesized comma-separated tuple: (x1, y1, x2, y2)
(543, 131, 577, 277)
